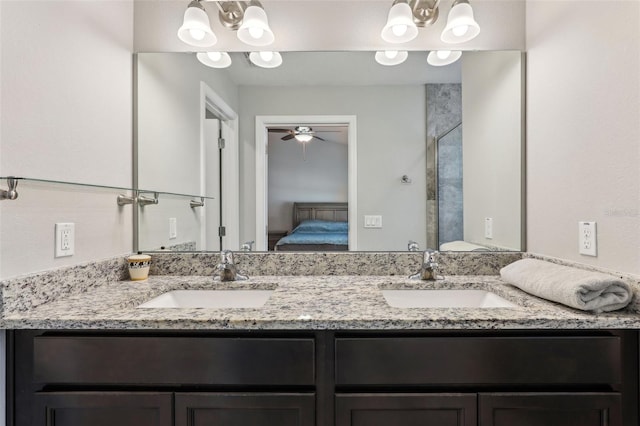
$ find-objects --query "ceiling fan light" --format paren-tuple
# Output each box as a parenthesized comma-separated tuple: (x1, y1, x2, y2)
(427, 50, 462, 66)
(441, 0, 480, 44)
(375, 50, 408, 66)
(294, 134, 313, 143)
(249, 51, 282, 68)
(237, 5, 275, 46)
(196, 51, 232, 68)
(177, 1, 217, 47)
(381, 2, 419, 44)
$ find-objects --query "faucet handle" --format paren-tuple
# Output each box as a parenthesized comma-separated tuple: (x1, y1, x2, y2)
(423, 249, 438, 264)
(408, 240, 420, 251)
(240, 241, 255, 251)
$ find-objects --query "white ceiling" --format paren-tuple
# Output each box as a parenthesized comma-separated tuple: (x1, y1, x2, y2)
(134, 0, 526, 53)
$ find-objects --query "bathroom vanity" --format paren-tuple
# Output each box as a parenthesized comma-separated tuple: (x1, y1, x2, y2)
(4, 256, 640, 426)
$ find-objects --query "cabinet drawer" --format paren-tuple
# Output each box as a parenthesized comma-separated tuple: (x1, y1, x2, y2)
(34, 336, 315, 386)
(335, 336, 621, 386)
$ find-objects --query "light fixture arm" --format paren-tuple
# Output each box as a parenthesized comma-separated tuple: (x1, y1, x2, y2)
(214, 1, 247, 30)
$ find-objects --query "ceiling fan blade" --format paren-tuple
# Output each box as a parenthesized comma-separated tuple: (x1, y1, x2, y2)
(313, 135, 326, 141)
(268, 128, 292, 133)
(281, 134, 295, 141)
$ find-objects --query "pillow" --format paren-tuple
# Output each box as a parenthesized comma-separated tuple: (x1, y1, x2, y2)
(293, 220, 348, 233)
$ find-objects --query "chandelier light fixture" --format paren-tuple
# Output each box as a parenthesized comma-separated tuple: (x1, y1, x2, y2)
(375, 50, 409, 66)
(249, 51, 283, 68)
(380, 0, 480, 45)
(440, 0, 480, 44)
(196, 51, 232, 68)
(427, 50, 462, 66)
(177, 0, 217, 47)
(178, 1, 274, 48)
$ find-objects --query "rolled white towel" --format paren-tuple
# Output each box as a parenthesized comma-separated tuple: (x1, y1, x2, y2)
(500, 259, 632, 312)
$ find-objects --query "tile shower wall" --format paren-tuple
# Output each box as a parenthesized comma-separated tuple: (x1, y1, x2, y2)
(426, 84, 463, 248)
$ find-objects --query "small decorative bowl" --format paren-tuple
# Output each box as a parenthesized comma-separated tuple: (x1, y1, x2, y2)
(127, 254, 151, 281)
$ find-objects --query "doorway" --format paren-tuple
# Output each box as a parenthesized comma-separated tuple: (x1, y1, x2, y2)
(255, 115, 358, 251)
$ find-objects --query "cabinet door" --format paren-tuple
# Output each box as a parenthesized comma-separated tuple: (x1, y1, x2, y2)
(33, 392, 172, 426)
(336, 394, 476, 426)
(479, 393, 622, 426)
(175, 393, 315, 426)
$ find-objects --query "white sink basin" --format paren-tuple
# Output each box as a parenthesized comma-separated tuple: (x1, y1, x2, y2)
(138, 290, 274, 309)
(382, 289, 516, 308)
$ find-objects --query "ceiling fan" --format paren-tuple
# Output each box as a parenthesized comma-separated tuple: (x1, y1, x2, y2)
(268, 126, 328, 143)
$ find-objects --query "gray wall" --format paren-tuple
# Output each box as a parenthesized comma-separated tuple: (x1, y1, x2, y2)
(136, 53, 239, 250)
(238, 85, 427, 251)
(462, 51, 523, 250)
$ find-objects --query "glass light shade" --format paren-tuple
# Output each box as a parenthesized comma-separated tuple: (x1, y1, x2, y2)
(249, 51, 283, 68)
(196, 52, 232, 68)
(237, 5, 275, 46)
(427, 50, 462, 66)
(177, 2, 217, 47)
(375, 50, 409, 66)
(294, 134, 313, 143)
(381, 2, 419, 44)
(441, 0, 480, 44)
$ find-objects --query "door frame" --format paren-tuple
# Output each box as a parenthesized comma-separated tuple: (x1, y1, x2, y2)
(201, 82, 240, 250)
(255, 115, 357, 251)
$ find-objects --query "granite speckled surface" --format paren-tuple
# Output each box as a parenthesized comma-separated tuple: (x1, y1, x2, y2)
(149, 251, 523, 277)
(3, 274, 640, 330)
(2, 251, 639, 330)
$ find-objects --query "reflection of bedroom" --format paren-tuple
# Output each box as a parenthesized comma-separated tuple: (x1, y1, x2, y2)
(267, 125, 348, 251)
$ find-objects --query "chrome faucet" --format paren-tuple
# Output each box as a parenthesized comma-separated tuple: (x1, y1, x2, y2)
(410, 249, 440, 280)
(240, 240, 255, 252)
(408, 240, 420, 251)
(215, 250, 248, 281)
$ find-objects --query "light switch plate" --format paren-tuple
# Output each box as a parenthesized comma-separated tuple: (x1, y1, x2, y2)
(364, 215, 383, 228)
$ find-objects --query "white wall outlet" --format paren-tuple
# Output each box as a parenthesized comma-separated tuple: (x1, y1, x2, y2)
(55, 223, 75, 257)
(169, 218, 177, 239)
(579, 221, 597, 256)
(364, 215, 383, 228)
(484, 217, 493, 239)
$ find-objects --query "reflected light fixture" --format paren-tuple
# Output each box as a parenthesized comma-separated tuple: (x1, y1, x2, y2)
(294, 133, 313, 143)
(197, 51, 232, 68)
(237, 3, 275, 46)
(427, 50, 462, 66)
(375, 50, 409, 66)
(441, 0, 480, 44)
(177, 0, 217, 47)
(249, 51, 282, 68)
(381, 1, 419, 43)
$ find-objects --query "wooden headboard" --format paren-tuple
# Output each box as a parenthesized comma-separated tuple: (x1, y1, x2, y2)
(292, 202, 348, 229)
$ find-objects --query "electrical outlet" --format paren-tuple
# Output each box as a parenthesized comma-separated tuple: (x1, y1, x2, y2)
(579, 221, 597, 256)
(55, 223, 75, 257)
(169, 218, 177, 239)
(364, 215, 383, 228)
(484, 217, 493, 239)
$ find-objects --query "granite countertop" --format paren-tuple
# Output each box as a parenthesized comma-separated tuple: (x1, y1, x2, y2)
(3, 274, 640, 330)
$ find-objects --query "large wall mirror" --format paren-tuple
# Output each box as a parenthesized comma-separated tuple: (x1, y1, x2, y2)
(135, 50, 524, 253)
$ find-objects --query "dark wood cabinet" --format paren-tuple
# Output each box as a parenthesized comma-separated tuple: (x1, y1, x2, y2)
(175, 393, 315, 426)
(9, 330, 638, 426)
(33, 392, 172, 426)
(478, 393, 622, 426)
(336, 394, 476, 426)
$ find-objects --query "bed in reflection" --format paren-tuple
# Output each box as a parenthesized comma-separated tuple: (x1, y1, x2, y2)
(274, 202, 349, 251)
